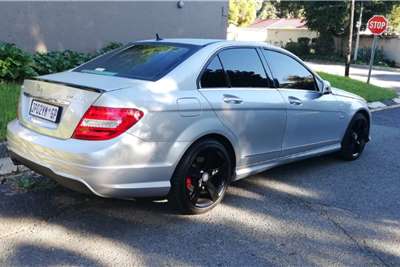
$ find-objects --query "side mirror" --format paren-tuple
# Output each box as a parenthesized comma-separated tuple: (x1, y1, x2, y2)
(322, 80, 332, 95)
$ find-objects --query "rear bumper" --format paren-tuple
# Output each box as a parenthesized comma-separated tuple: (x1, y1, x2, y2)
(9, 151, 92, 194)
(7, 119, 189, 198)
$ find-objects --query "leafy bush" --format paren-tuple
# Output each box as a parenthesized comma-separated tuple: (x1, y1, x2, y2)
(0, 42, 125, 81)
(0, 43, 36, 82)
(314, 35, 335, 55)
(96, 42, 123, 55)
(298, 37, 311, 46)
(355, 47, 396, 67)
(284, 37, 310, 57)
(33, 50, 92, 75)
(33, 42, 124, 75)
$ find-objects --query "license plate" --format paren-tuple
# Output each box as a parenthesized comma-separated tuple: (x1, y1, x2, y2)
(29, 100, 62, 123)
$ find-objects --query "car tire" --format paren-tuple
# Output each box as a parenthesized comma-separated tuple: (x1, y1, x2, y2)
(169, 139, 232, 214)
(340, 113, 369, 161)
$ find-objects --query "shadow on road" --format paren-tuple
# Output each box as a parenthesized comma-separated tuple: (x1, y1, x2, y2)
(1, 120, 400, 266)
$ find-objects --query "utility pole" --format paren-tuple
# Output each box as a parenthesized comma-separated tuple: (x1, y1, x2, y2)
(354, 2, 363, 62)
(367, 36, 378, 84)
(345, 0, 355, 77)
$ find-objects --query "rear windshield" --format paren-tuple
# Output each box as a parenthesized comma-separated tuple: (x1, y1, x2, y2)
(74, 43, 200, 81)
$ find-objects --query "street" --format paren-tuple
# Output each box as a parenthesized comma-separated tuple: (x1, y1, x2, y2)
(306, 61, 400, 93)
(0, 108, 399, 266)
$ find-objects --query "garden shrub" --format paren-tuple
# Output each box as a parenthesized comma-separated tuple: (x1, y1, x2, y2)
(314, 34, 335, 55)
(33, 42, 124, 75)
(0, 42, 36, 82)
(33, 50, 92, 75)
(96, 42, 124, 55)
(284, 37, 310, 57)
(356, 47, 396, 67)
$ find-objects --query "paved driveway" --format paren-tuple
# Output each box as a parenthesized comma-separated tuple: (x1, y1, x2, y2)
(0, 108, 399, 266)
(306, 61, 400, 93)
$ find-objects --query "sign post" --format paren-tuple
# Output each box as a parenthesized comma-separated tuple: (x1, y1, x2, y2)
(366, 15, 388, 84)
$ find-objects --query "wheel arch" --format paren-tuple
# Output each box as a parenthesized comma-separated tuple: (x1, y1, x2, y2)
(354, 108, 371, 138)
(171, 132, 238, 184)
(341, 108, 371, 144)
(193, 133, 237, 172)
(356, 108, 371, 127)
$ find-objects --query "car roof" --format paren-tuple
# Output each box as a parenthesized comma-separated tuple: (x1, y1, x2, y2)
(138, 38, 223, 46)
(137, 38, 280, 49)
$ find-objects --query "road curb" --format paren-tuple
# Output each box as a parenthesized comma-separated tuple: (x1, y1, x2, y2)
(368, 97, 400, 112)
(0, 157, 17, 176)
(370, 103, 400, 112)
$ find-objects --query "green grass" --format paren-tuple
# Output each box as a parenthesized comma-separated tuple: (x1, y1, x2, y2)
(0, 83, 20, 140)
(318, 72, 397, 102)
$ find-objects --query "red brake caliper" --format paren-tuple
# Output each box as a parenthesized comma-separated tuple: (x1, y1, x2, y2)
(185, 176, 193, 190)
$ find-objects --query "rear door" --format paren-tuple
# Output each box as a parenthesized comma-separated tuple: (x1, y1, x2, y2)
(262, 49, 343, 156)
(199, 47, 286, 166)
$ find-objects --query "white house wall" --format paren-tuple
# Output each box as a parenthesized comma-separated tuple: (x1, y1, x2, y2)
(227, 26, 317, 47)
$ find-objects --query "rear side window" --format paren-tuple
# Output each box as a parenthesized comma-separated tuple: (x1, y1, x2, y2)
(262, 50, 317, 91)
(200, 56, 228, 88)
(74, 43, 199, 81)
(218, 48, 271, 88)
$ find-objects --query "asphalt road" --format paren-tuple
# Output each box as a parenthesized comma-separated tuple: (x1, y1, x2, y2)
(0, 108, 399, 266)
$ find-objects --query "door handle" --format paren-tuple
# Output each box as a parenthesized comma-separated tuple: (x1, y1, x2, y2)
(223, 94, 243, 104)
(288, 96, 302, 105)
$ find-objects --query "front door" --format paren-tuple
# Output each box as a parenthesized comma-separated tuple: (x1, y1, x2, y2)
(262, 49, 343, 156)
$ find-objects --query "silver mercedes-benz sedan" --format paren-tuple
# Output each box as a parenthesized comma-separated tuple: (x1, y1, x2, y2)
(7, 39, 370, 214)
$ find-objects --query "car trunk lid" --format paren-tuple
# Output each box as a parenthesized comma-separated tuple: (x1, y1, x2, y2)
(19, 72, 154, 139)
(36, 71, 140, 92)
(19, 78, 104, 139)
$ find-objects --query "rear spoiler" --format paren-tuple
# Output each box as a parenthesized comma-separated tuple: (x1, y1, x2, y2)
(31, 77, 105, 93)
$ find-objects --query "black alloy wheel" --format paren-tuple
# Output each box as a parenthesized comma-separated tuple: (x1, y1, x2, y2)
(169, 139, 232, 214)
(340, 113, 369, 160)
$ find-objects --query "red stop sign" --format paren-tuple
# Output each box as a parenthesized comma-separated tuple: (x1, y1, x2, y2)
(367, 15, 388, 35)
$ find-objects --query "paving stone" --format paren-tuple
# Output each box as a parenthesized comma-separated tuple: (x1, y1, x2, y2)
(0, 157, 17, 176)
(382, 99, 396, 106)
(368, 101, 386, 109)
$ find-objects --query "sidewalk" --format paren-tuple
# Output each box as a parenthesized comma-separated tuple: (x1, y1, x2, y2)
(306, 61, 400, 94)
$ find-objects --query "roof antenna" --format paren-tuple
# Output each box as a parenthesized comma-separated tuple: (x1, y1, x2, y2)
(156, 33, 163, 41)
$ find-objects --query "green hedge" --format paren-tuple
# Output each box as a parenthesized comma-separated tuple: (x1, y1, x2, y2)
(0, 42, 123, 83)
(284, 36, 396, 68)
(0, 43, 37, 82)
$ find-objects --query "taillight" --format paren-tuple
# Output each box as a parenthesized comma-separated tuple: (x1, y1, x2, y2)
(72, 106, 143, 140)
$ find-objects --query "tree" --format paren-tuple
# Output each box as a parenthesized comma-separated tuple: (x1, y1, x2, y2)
(388, 4, 400, 33)
(301, 0, 395, 58)
(359, 1, 395, 26)
(256, 1, 304, 20)
(273, 1, 304, 18)
(302, 1, 349, 37)
(228, 0, 257, 26)
(256, 1, 278, 20)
